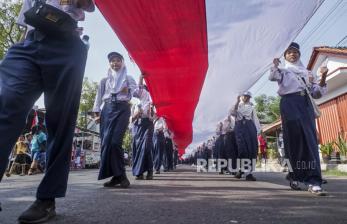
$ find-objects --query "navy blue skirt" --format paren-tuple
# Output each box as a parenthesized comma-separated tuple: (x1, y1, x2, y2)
(280, 94, 322, 185)
(234, 119, 258, 160)
(98, 101, 130, 180)
(153, 131, 165, 171)
(132, 118, 154, 176)
(224, 131, 238, 169)
(163, 137, 174, 170)
(214, 135, 224, 159)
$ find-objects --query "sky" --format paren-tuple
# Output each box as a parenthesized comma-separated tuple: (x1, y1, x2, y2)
(34, 0, 347, 152)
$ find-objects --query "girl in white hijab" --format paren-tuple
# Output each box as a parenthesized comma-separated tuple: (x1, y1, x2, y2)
(269, 42, 328, 196)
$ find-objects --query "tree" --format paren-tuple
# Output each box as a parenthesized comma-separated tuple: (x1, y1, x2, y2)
(122, 129, 132, 153)
(0, 0, 23, 59)
(254, 94, 280, 124)
(78, 77, 98, 128)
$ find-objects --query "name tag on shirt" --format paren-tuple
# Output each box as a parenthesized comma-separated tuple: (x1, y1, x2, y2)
(60, 0, 73, 5)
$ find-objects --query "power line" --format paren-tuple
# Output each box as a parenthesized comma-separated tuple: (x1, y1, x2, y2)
(300, 0, 343, 45)
(301, 1, 347, 53)
(336, 35, 347, 46)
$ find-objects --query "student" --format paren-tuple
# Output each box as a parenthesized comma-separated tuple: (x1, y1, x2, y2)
(230, 91, 261, 181)
(131, 75, 154, 180)
(269, 42, 328, 196)
(93, 51, 137, 188)
(223, 116, 238, 174)
(214, 122, 223, 173)
(163, 129, 174, 172)
(0, 1, 95, 222)
(153, 116, 166, 174)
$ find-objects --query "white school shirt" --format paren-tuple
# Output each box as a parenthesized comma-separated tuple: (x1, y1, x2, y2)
(230, 102, 261, 134)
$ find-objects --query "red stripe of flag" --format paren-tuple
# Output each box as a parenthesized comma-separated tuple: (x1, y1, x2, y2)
(96, 0, 208, 151)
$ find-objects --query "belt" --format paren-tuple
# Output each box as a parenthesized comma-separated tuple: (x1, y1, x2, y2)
(104, 97, 129, 105)
(282, 90, 306, 97)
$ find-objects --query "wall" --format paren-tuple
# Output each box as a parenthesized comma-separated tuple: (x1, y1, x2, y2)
(318, 93, 347, 144)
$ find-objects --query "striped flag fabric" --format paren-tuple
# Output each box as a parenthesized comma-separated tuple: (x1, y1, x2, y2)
(95, 0, 323, 154)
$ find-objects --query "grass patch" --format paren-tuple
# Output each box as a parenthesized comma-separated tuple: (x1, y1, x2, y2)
(323, 169, 347, 176)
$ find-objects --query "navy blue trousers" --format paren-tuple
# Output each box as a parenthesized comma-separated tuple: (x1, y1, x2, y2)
(153, 131, 165, 171)
(281, 94, 322, 185)
(235, 119, 258, 172)
(0, 30, 87, 199)
(132, 118, 154, 176)
(98, 101, 130, 180)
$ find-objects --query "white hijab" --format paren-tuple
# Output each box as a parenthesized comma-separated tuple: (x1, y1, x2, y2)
(284, 59, 309, 78)
(106, 64, 128, 94)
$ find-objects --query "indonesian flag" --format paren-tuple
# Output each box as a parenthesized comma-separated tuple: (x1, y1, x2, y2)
(31, 110, 39, 128)
(95, 0, 323, 152)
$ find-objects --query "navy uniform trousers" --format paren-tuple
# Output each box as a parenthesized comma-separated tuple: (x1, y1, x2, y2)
(0, 30, 87, 199)
(132, 118, 154, 176)
(98, 101, 130, 180)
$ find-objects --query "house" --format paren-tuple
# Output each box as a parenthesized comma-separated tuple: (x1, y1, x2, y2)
(307, 47, 347, 144)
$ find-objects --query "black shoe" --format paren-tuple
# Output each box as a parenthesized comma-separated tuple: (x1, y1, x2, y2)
(146, 171, 153, 180)
(245, 174, 256, 181)
(235, 171, 243, 179)
(135, 174, 144, 180)
(103, 176, 121, 187)
(322, 179, 328, 184)
(289, 181, 301, 191)
(155, 170, 160, 174)
(286, 174, 301, 191)
(119, 176, 130, 188)
(18, 199, 56, 224)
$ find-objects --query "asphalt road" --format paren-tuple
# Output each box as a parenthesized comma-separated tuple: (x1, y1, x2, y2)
(1, 165, 347, 224)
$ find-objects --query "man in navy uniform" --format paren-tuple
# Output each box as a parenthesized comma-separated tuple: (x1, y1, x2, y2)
(0, 0, 95, 223)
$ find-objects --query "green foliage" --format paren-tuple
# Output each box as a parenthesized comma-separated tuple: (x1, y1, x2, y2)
(335, 133, 347, 156)
(320, 142, 334, 156)
(254, 94, 280, 124)
(122, 129, 132, 153)
(266, 148, 279, 159)
(0, 0, 23, 59)
(78, 78, 98, 128)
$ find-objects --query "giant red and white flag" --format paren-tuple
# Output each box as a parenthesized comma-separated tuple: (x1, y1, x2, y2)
(95, 0, 323, 154)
